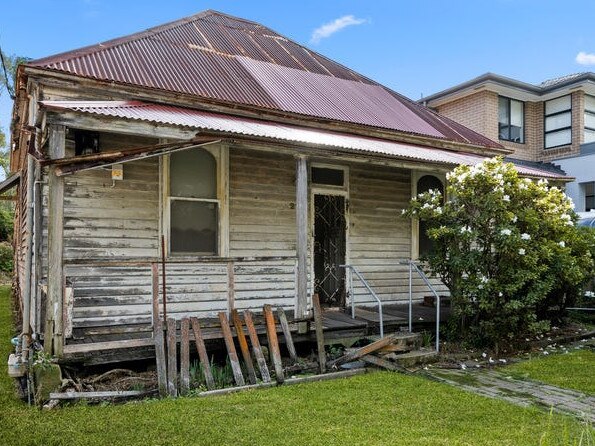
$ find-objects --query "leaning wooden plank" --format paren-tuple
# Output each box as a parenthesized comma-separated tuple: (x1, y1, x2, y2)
(243, 310, 271, 383)
(231, 309, 257, 385)
(166, 318, 178, 397)
(179, 318, 190, 395)
(190, 317, 215, 391)
(311, 294, 326, 373)
(197, 369, 367, 398)
(327, 334, 398, 368)
(277, 307, 298, 363)
(49, 390, 157, 401)
(152, 263, 167, 397)
(360, 355, 404, 372)
(263, 305, 284, 383)
(218, 312, 245, 386)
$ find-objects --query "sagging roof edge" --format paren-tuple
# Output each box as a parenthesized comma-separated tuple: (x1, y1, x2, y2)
(421, 72, 595, 105)
(0, 173, 21, 195)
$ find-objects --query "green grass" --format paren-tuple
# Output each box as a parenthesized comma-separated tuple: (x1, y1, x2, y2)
(507, 350, 595, 395)
(0, 286, 590, 446)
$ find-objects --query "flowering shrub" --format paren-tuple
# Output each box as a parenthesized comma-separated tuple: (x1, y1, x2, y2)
(404, 158, 595, 350)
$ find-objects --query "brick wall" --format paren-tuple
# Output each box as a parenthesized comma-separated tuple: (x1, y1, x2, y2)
(435, 91, 541, 161)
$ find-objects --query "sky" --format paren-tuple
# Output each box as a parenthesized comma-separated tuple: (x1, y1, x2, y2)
(1, 0, 595, 138)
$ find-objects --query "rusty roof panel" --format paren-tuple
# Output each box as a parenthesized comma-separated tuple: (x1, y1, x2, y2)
(40, 100, 564, 179)
(29, 10, 503, 150)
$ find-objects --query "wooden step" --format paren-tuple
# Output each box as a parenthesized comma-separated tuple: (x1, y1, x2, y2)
(387, 349, 438, 368)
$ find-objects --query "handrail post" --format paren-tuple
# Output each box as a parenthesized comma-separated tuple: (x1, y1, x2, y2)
(408, 260, 413, 333)
(436, 295, 440, 352)
(349, 267, 355, 319)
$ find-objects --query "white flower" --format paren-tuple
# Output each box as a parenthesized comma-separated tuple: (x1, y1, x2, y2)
(460, 225, 472, 234)
(561, 214, 571, 221)
(434, 207, 442, 215)
(480, 276, 489, 283)
(422, 202, 432, 209)
(584, 291, 595, 298)
(511, 215, 518, 223)
(500, 228, 512, 236)
(502, 195, 510, 202)
(558, 241, 565, 248)
(498, 292, 503, 297)
(518, 248, 526, 255)
(521, 233, 531, 240)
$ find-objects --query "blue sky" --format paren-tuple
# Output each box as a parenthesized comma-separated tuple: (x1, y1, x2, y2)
(1, 0, 595, 136)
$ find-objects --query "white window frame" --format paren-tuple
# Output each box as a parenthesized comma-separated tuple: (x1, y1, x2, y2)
(410, 171, 446, 260)
(544, 94, 572, 149)
(160, 143, 229, 258)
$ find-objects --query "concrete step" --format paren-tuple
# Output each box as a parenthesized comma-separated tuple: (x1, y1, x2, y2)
(387, 349, 438, 368)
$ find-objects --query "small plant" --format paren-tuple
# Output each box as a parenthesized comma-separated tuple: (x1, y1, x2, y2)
(32, 351, 56, 371)
(189, 357, 235, 390)
(421, 331, 434, 348)
(0, 241, 13, 273)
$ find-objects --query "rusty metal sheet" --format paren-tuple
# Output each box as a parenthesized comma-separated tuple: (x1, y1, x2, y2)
(28, 10, 502, 150)
(40, 100, 567, 180)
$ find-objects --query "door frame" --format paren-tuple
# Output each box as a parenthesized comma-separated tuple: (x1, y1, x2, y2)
(309, 163, 350, 308)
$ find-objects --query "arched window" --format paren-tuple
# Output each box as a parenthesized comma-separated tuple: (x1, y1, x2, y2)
(417, 175, 444, 257)
(169, 148, 218, 255)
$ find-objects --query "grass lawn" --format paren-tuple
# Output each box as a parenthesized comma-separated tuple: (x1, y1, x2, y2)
(507, 349, 595, 395)
(0, 286, 590, 446)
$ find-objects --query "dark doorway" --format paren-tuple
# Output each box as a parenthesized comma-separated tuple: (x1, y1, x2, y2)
(313, 194, 346, 307)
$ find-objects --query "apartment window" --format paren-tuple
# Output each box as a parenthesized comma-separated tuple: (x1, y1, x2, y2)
(544, 95, 572, 149)
(498, 96, 524, 143)
(584, 95, 595, 144)
(586, 182, 595, 212)
(168, 148, 219, 255)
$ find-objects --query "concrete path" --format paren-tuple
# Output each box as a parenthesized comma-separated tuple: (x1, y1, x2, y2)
(426, 368, 595, 421)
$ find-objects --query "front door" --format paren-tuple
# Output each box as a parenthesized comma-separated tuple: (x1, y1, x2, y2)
(313, 194, 346, 307)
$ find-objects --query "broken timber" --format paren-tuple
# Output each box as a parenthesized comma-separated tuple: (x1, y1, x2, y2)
(311, 294, 326, 373)
(263, 304, 284, 383)
(328, 334, 399, 368)
(190, 317, 215, 390)
(219, 312, 245, 386)
(180, 318, 190, 395)
(277, 307, 297, 363)
(231, 309, 257, 385)
(243, 310, 271, 383)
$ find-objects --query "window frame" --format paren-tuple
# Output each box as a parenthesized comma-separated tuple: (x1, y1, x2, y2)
(584, 94, 595, 144)
(498, 96, 525, 144)
(161, 144, 229, 258)
(544, 94, 573, 149)
(585, 182, 595, 212)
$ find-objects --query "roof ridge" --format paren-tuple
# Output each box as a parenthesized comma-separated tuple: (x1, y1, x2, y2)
(28, 9, 276, 67)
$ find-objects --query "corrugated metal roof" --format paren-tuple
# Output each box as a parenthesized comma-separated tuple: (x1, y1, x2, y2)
(40, 100, 566, 179)
(28, 10, 502, 150)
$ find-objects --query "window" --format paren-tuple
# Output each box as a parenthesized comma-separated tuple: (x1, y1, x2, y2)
(544, 95, 572, 149)
(586, 182, 595, 212)
(584, 95, 595, 144)
(498, 96, 524, 143)
(168, 148, 219, 255)
(417, 175, 444, 257)
(311, 166, 345, 187)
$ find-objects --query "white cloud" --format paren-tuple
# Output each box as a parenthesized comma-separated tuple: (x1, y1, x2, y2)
(310, 15, 368, 44)
(576, 51, 595, 65)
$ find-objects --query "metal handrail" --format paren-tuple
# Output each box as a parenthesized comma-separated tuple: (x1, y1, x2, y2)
(400, 259, 442, 352)
(340, 265, 384, 338)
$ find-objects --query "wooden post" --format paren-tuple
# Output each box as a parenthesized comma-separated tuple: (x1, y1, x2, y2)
(180, 318, 190, 395)
(152, 264, 167, 397)
(295, 155, 308, 318)
(312, 294, 326, 373)
(277, 307, 298, 363)
(190, 317, 215, 390)
(227, 261, 235, 313)
(231, 310, 257, 384)
(45, 124, 65, 356)
(263, 304, 285, 383)
(218, 312, 245, 386)
(243, 310, 271, 383)
(166, 318, 178, 397)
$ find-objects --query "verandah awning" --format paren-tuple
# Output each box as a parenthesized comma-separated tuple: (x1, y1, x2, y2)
(40, 100, 570, 180)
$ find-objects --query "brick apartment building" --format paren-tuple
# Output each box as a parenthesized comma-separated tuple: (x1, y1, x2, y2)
(422, 72, 595, 214)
